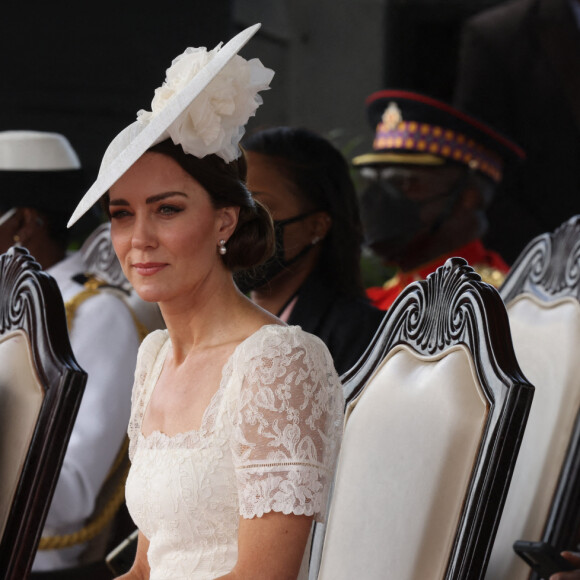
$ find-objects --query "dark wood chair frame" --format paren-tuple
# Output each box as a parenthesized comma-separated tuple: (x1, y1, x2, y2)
(335, 257, 534, 579)
(499, 214, 580, 568)
(0, 246, 87, 580)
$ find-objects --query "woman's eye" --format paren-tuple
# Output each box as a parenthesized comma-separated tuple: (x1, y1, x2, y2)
(110, 209, 132, 219)
(158, 205, 183, 216)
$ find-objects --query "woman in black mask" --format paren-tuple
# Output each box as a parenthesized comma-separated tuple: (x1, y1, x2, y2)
(238, 126, 384, 375)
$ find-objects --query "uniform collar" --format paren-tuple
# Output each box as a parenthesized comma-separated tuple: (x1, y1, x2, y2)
(383, 239, 492, 290)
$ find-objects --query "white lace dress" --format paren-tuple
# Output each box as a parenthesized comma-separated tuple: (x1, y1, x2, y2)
(125, 324, 344, 580)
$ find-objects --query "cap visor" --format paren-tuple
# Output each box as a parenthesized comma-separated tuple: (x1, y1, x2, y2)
(352, 152, 446, 167)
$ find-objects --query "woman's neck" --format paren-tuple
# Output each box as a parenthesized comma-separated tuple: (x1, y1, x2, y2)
(160, 274, 276, 364)
(161, 275, 234, 352)
(250, 271, 306, 317)
(250, 248, 319, 316)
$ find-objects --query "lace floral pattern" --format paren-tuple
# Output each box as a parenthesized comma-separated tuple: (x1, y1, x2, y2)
(230, 328, 343, 519)
(125, 325, 343, 579)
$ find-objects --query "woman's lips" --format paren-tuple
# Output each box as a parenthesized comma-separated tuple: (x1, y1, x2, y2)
(132, 262, 167, 276)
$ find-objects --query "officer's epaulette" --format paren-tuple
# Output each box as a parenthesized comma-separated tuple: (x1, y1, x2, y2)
(72, 272, 130, 295)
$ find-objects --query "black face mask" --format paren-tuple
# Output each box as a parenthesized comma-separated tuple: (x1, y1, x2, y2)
(360, 168, 473, 254)
(234, 211, 318, 293)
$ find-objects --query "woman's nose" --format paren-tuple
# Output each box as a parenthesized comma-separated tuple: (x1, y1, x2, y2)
(131, 214, 156, 249)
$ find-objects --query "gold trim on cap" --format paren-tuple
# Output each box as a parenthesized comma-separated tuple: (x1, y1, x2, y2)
(352, 152, 446, 167)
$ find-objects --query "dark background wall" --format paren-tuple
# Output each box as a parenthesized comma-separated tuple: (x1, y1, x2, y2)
(235, 0, 508, 157)
(0, 0, 508, 187)
(383, 0, 504, 103)
(0, 1, 232, 182)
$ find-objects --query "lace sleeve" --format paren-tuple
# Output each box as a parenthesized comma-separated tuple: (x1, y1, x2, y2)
(127, 329, 168, 461)
(231, 327, 344, 522)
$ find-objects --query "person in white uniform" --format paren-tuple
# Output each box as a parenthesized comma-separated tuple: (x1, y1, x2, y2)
(67, 24, 344, 580)
(0, 130, 142, 571)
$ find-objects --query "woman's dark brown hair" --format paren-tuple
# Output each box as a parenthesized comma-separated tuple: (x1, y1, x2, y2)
(148, 139, 274, 271)
(242, 127, 367, 298)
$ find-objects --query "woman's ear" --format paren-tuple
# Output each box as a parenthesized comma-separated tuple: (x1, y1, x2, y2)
(217, 206, 240, 241)
(311, 211, 332, 242)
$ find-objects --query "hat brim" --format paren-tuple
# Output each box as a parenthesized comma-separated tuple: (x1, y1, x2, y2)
(352, 152, 446, 167)
(67, 23, 261, 228)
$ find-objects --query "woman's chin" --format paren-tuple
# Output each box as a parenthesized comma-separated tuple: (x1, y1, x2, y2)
(131, 284, 168, 304)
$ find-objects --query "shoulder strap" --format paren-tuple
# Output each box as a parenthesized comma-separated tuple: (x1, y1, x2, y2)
(65, 274, 148, 342)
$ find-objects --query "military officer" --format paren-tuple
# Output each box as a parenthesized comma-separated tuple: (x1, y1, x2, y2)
(353, 90, 525, 310)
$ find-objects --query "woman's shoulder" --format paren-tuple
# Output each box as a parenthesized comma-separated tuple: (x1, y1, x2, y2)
(141, 328, 169, 351)
(136, 329, 169, 369)
(236, 323, 336, 369)
(242, 323, 326, 349)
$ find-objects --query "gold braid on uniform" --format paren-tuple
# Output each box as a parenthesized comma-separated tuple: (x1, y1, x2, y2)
(38, 439, 130, 551)
(473, 263, 506, 288)
(63, 276, 148, 341)
(38, 274, 147, 551)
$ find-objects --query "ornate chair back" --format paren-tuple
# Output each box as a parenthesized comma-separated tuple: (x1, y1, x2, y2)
(317, 258, 534, 580)
(485, 215, 580, 580)
(0, 246, 86, 580)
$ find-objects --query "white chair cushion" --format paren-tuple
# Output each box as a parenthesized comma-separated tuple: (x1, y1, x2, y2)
(485, 295, 580, 580)
(318, 344, 488, 580)
(0, 330, 44, 537)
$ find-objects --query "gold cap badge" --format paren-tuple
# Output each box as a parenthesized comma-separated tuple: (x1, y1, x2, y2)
(381, 102, 403, 131)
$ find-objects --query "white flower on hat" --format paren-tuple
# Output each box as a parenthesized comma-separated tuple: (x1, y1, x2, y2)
(68, 24, 266, 228)
(137, 44, 274, 163)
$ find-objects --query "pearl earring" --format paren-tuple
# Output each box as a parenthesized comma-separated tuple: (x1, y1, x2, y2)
(311, 236, 321, 245)
(218, 239, 227, 255)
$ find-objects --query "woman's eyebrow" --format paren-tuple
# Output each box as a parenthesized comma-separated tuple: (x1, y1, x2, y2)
(108, 191, 188, 206)
(146, 192, 188, 204)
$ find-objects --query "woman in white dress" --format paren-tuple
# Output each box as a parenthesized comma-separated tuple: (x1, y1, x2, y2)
(67, 24, 344, 580)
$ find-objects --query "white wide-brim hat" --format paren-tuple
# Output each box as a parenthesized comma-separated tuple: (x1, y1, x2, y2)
(68, 23, 270, 228)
